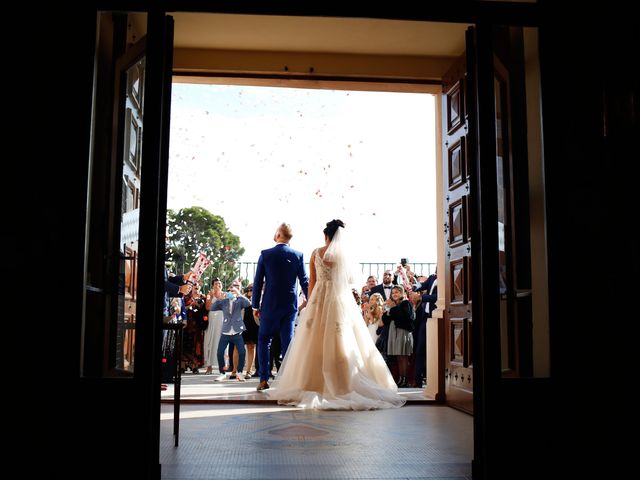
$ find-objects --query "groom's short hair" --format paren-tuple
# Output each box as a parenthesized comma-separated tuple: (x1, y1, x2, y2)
(279, 223, 293, 241)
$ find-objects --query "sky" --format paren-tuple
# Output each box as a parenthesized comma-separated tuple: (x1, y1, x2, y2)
(167, 83, 437, 270)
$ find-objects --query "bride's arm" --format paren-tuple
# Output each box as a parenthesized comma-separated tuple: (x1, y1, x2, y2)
(308, 250, 317, 300)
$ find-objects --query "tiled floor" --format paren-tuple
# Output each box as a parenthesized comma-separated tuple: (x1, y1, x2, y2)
(162, 372, 435, 403)
(160, 403, 473, 479)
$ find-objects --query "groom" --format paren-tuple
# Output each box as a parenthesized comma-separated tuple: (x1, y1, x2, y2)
(252, 223, 309, 391)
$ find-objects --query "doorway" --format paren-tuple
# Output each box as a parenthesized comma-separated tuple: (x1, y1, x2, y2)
(163, 82, 438, 400)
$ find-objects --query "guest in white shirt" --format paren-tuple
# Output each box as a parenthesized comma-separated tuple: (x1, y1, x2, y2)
(369, 270, 395, 300)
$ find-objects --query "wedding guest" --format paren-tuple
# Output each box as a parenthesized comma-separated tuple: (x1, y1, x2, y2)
(413, 272, 437, 387)
(365, 292, 385, 343)
(369, 270, 395, 300)
(212, 279, 251, 382)
(383, 285, 414, 388)
(203, 278, 225, 374)
(242, 283, 258, 378)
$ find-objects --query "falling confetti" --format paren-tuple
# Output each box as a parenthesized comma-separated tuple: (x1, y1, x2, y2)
(167, 83, 436, 268)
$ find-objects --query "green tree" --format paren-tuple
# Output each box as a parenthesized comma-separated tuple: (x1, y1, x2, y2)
(166, 206, 245, 288)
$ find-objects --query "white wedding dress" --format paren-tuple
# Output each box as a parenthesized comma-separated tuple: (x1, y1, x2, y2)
(268, 229, 405, 410)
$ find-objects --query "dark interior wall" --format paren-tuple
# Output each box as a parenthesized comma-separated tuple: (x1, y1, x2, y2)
(544, 8, 637, 389)
(476, 8, 638, 475)
(25, 7, 152, 479)
(536, 4, 637, 477)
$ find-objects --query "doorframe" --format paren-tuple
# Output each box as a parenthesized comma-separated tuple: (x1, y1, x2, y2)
(156, 12, 541, 479)
(173, 73, 448, 402)
(78, 4, 542, 479)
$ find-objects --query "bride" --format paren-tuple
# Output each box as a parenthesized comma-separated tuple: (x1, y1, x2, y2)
(268, 219, 406, 410)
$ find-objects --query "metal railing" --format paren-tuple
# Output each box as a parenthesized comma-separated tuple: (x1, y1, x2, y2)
(235, 262, 436, 284)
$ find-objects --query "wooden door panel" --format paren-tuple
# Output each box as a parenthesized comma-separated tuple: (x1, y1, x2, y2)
(447, 137, 466, 189)
(443, 55, 474, 414)
(446, 79, 465, 134)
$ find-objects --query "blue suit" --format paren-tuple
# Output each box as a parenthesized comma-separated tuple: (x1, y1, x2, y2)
(252, 243, 309, 382)
(164, 268, 185, 317)
(414, 274, 437, 385)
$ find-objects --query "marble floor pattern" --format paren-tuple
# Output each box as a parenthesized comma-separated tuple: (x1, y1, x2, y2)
(160, 403, 472, 479)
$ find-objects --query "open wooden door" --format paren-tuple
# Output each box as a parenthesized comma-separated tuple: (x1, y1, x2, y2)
(442, 54, 474, 414)
(79, 10, 174, 479)
(464, 22, 546, 479)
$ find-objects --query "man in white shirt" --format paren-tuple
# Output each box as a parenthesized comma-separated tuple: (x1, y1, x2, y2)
(369, 270, 395, 300)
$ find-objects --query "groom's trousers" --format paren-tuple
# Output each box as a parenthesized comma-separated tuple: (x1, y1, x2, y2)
(257, 310, 297, 382)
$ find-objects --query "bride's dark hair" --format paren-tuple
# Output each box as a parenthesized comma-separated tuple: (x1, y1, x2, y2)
(323, 219, 345, 240)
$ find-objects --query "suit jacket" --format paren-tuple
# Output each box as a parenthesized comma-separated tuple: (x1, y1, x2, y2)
(164, 269, 185, 296)
(164, 268, 185, 316)
(252, 243, 309, 322)
(414, 273, 436, 294)
(211, 296, 251, 334)
(416, 275, 437, 317)
(369, 283, 394, 300)
(382, 299, 415, 331)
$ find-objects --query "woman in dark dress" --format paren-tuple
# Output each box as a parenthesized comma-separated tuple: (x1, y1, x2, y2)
(182, 287, 206, 373)
(242, 284, 259, 378)
(383, 285, 415, 388)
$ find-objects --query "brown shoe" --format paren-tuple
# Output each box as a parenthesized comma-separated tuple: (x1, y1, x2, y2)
(256, 380, 270, 391)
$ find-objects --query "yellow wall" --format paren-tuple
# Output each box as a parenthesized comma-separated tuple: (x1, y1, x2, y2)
(174, 47, 456, 88)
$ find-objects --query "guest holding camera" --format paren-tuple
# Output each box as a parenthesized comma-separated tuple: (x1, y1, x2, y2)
(211, 280, 251, 382)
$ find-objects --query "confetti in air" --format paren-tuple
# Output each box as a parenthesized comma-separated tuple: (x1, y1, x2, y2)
(167, 83, 436, 267)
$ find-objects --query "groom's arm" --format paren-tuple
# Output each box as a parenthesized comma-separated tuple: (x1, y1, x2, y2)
(252, 254, 265, 310)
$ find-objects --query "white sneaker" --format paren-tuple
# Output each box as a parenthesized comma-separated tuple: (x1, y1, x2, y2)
(236, 373, 245, 382)
(214, 373, 227, 382)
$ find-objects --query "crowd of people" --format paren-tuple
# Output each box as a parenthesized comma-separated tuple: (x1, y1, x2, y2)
(353, 265, 437, 388)
(163, 258, 436, 391)
(162, 276, 281, 383)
